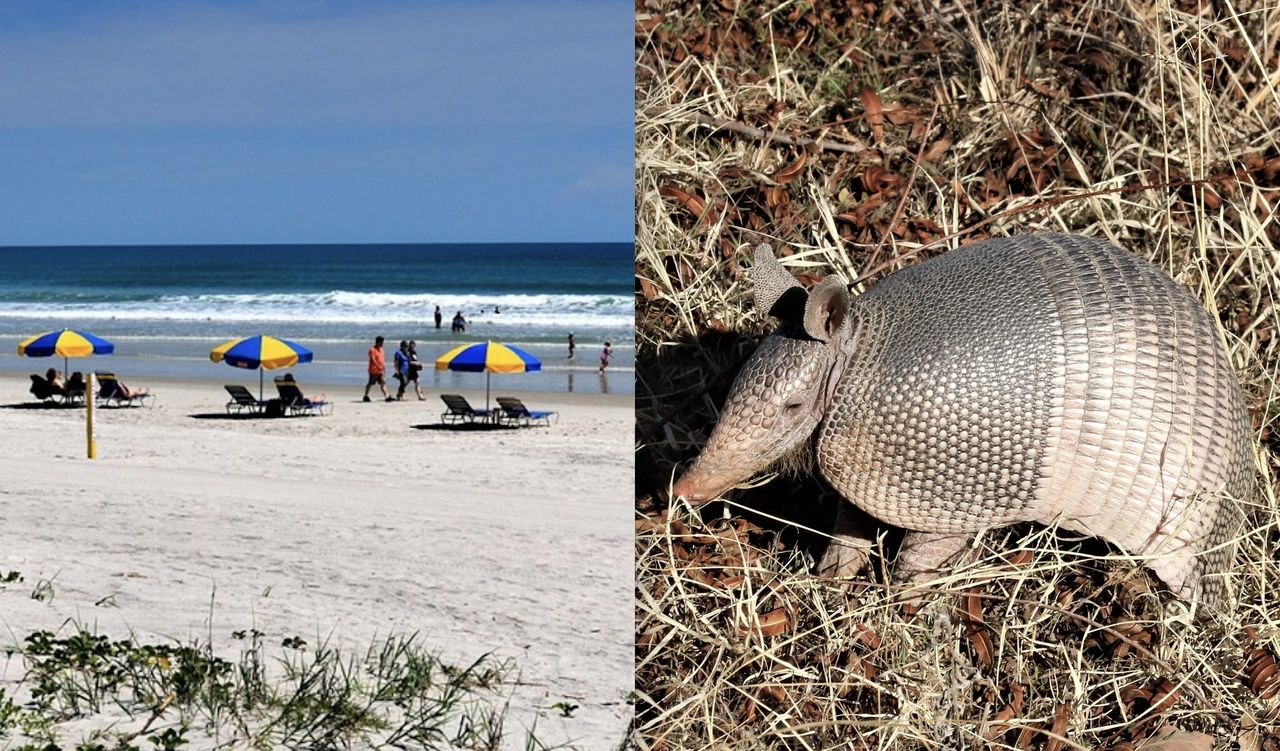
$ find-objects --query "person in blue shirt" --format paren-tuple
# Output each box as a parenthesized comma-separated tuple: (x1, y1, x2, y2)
(393, 340, 411, 400)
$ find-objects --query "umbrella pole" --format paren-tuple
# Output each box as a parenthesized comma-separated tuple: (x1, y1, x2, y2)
(486, 372, 491, 410)
(260, 367, 264, 402)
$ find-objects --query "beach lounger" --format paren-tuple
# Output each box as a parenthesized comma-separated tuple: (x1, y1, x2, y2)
(495, 396, 557, 427)
(28, 372, 85, 405)
(29, 374, 60, 402)
(440, 394, 492, 424)
(95, 371, 154, 407)
(63, 372, 86, 406)
(274, 377, 332, 416)
(224, 384, 266, 415)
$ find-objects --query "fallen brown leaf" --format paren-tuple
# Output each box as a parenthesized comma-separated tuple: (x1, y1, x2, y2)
(742, 607, 790, 637)
(1135, 726, 1215, 750)
(772, 152, 808, 184)
(861, 87, 884, 142)
(922, 136, 952, 163)
(1044, 701, 1070, 751)
(635, 14, 666, 33)
(961, 590, 994, 669)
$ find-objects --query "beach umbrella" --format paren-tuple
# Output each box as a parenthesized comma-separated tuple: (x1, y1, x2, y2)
(210, 335, 313, 401)
(18, 329, 114, 377)
(435, 340, 540, 409)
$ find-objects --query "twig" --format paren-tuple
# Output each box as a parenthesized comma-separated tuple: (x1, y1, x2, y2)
(644, 105, 890, 155)
(118, 691, 176, 742)
(850, 162, 1271, 285)
(864, 102, 940, 275)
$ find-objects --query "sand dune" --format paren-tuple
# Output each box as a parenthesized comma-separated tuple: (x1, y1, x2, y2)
(0, 374, 632, 748)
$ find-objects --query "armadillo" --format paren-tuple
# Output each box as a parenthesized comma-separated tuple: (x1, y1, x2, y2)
(672, 233, 1253, 606)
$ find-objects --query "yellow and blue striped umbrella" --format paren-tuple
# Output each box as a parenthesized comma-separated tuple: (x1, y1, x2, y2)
(435, 340, 541, 409)
(210, 335, 313, 400)
(18, 329, 114, 377)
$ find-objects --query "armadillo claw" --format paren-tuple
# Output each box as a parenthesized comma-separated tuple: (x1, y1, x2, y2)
(816, 538, 873, 585)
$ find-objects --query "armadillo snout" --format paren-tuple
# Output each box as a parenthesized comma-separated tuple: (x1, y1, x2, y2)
(671, 471, 715, 504)
(673, 331, 834, 503)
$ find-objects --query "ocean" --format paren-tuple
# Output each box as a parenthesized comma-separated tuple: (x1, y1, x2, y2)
(0, 243, 633, 395)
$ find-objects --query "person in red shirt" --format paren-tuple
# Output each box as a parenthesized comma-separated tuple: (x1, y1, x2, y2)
(363, 336, 391, 402)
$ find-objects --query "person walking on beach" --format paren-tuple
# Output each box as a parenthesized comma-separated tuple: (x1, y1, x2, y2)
(406, 340, 425, 400)
(393, 340, 410, 400)
(363, 336, 390, 402)
(434, 306, 442, 329)
(567, 333, 575, 360)
(599, 341, 613, 372)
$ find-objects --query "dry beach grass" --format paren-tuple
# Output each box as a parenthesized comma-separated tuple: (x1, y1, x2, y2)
(635, 0, 1280, 748)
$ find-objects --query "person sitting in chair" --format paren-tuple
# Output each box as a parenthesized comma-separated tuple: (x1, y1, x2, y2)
(113, 376, 149, 400)
(45, 368, 66, 395)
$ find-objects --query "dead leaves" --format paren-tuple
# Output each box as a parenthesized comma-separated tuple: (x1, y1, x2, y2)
(741, 607, 790, 637)
(1125, 726, 1215, 751)
(860, 87, 884, 142)
(770, 151, 808, 185)
(959, 589, 995, 669)
(659, 184, 719, 227)
(1120, 677, 1182, 717)
(1244, 627, 1280, 700)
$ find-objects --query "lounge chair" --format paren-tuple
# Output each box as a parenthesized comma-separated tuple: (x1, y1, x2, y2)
(29, 374, 60, 402)
(495, 396, 557, 427)
(440, 394, 492, 424)
(274, 377, 332, 416)
(95, 371, 153, 407)
(63, 372, 86, 406)
(224, 384, 266, 415)
(28, 372, 84, 405)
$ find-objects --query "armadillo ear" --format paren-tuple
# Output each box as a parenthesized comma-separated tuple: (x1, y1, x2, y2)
(803, 276, 849, 342)
(751, 244, 803, 318)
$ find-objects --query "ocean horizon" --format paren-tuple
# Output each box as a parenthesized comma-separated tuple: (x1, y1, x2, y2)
(0, 242, 633, 395)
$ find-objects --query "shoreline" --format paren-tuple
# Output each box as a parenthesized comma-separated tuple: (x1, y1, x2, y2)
(0, 371, 633, 410)
(0, 333, 635, 395)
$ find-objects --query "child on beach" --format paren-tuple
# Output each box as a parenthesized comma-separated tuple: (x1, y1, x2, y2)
(434, 305, 443, 329)
(598, 341, 612, 372)
(363, 336, 391, 402)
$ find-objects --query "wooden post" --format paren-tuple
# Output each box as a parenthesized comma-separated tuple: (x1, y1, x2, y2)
(86, 372, 96, 459)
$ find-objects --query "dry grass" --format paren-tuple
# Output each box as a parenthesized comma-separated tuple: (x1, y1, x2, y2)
(634, 0, 1280, 748)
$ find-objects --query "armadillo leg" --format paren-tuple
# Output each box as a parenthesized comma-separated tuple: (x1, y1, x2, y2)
(1141, 494, 1244, 609)
(816, 502, 875, 580)
(894, 531, 974, 586)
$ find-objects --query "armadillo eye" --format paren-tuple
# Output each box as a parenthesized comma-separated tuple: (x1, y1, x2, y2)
(783, 401, 803, 413)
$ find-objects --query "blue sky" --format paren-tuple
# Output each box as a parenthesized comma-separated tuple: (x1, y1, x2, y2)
(0, 1, 632, 245)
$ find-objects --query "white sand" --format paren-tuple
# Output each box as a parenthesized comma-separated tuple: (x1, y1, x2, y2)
(0, 374, 633, 748)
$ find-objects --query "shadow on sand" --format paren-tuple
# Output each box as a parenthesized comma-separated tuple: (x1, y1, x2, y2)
(411, 422, 517, 432)
(0, 401, 81, 410)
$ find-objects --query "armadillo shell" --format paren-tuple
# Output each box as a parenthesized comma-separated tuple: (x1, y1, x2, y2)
(817, 233, 1252, 603)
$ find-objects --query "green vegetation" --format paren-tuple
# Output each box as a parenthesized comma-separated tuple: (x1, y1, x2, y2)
(1, 626, 574, 750)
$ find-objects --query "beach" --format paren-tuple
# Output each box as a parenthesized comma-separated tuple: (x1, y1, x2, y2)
(0, 374, 633, 747)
